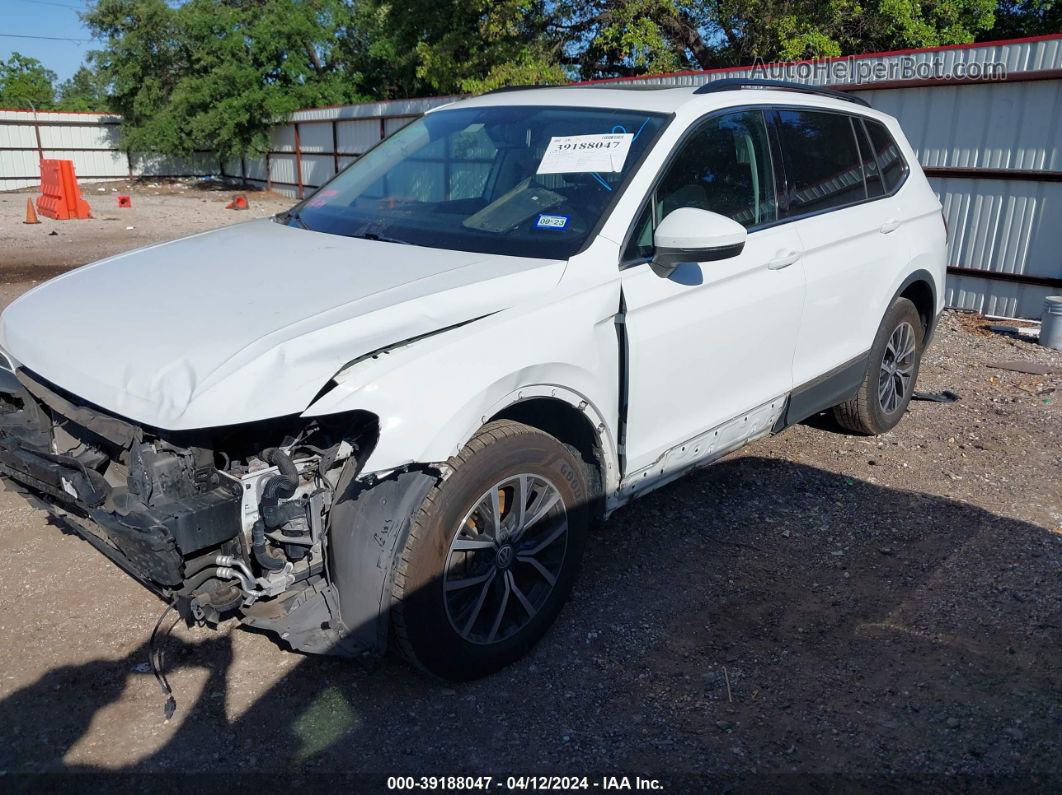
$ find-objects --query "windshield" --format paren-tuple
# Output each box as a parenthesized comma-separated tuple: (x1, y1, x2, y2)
(289, 105, 669, 259)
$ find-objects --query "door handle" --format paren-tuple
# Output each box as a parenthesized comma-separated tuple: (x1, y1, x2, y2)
(880, 218, 901, 234)
(767, 249, 801, 270)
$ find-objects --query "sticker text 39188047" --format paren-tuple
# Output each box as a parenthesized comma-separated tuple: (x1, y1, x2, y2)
(536, 133, 633, 175)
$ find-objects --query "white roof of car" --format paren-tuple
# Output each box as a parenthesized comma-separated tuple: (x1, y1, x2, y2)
(439, 84, 891, 121)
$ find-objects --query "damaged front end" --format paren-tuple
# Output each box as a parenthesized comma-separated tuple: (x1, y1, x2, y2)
(0, 363, 425, 661)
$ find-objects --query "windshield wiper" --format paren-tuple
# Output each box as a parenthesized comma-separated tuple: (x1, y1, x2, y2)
(349, 231, 417, 246)
(276, 209, 309, 229)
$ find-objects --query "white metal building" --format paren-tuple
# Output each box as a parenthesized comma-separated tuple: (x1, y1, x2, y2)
(0, 109, 221, 188)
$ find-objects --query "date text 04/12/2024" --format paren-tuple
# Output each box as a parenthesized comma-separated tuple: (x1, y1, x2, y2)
(386, 776, 665, 791)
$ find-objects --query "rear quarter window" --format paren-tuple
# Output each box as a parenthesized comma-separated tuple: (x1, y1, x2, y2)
(863, 118, 908, 193)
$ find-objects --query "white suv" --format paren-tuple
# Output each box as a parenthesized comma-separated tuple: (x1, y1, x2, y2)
(0, 80, 945, 679)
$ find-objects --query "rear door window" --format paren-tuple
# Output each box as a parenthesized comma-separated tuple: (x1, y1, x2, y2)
(776, 110, 866, 215)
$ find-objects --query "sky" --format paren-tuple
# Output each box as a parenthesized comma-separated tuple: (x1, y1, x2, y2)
(1, 0, 97, 82)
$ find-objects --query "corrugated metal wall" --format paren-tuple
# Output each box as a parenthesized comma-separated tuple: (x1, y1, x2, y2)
(222, 96, 457, 196)
(0, 109, 220, 190)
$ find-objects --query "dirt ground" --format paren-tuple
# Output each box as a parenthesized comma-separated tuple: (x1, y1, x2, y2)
(0, 197, 1058, 789)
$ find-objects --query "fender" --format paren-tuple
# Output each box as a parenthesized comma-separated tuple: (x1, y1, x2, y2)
(317, 391, 616, 662)
(302, 277, 623, 477)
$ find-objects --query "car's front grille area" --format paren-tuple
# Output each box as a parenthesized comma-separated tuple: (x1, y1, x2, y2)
(0, 369, 243, 589)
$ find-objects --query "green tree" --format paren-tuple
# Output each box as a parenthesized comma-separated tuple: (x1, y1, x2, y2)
(84, 0, 369, 157)
(57, 66, 110, 112)
(557, 0, 999, 78)
(358, 0, 566, 95)
(0, 52, 57, 109)
(980, 0, 1061, 38)
(81, 0, 1008, 158)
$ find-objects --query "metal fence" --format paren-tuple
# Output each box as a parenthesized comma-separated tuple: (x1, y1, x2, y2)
(219, 96, 458, 195)
(1, 34, 1059, 317)
(0, 109, 222, 190)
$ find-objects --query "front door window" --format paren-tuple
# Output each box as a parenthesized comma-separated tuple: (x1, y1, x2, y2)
(624, 110, 777, 262)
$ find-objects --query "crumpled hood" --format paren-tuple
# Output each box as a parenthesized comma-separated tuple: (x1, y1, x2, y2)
(1, 220, 564, 429)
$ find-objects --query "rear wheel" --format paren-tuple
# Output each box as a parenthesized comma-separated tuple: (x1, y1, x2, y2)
(391, 420, 590, 680)
(834, 297, 923, 435)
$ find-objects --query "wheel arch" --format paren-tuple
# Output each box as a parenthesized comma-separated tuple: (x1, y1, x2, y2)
(489, 394, 613, 526)
(894, 270, 937, 343)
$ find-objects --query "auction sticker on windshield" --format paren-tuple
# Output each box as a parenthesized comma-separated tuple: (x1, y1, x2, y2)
(537, 133, 633, 174)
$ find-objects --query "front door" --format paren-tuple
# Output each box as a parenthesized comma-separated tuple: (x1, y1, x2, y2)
(620, 109, 806, 478)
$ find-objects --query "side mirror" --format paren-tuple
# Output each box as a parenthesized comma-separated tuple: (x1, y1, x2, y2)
(650, 208, 747, 277)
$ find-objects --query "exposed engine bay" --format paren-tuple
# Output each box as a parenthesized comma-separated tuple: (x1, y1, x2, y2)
(0, 363, 426, 661)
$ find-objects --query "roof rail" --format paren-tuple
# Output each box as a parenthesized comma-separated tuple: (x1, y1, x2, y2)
(693, 78, 871, 107)
(481, 84, 563, 95)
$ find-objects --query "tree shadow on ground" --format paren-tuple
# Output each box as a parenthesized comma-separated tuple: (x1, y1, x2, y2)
(1, 457, 1059, 788)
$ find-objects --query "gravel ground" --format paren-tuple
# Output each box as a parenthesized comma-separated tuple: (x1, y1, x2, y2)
(0, 206, 1058, 788)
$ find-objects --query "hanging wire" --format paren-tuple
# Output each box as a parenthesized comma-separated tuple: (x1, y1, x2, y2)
(149, 598, 182, 720)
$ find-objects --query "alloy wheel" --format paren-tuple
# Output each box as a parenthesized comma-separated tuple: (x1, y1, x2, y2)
(443, 474, 568, 645)
(878, 320, 917, 414)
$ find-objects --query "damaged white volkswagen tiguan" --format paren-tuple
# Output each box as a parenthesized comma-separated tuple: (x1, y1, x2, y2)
(0, 80, 945, 681)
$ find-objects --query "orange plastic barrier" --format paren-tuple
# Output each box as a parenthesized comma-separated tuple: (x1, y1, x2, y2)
(36, 159, 92, 221)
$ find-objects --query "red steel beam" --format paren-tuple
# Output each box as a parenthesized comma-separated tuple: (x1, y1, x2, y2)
(293, 122, 304, 199)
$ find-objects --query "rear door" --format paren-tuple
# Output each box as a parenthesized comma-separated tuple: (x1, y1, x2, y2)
(619, 109, 806, 476)
(774, 108, 906, 388)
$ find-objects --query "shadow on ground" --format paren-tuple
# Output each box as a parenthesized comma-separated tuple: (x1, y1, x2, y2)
(1, 457, 1059, 787)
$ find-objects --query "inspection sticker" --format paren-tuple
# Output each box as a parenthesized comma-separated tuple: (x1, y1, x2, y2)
(535, 213, 569, 230)
(537, 133, 634, 174)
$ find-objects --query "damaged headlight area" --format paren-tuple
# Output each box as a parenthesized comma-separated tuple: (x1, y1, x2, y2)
(0, 365, 380, 648)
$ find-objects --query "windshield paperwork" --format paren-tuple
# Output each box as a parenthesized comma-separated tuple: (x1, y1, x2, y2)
(289, 105, 669, 259)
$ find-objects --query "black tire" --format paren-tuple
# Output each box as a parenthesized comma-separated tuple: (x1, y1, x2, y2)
(391, 420, 590, 680)
(833, 297, 924, 435)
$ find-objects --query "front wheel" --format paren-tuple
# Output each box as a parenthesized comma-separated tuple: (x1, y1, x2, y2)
(833, 297, 924, 435)
(391, 420, 590, 680)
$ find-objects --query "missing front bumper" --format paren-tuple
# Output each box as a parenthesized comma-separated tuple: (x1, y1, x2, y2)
(0, 439, 242, 587)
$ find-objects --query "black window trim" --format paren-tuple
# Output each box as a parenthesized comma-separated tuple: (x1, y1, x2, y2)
(773, 106, 910, 225)
(776, 107, 878, 222)
(853, 116, 885, 199)
(850, 115, 870, 198)
(618, 103, 910, 269)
